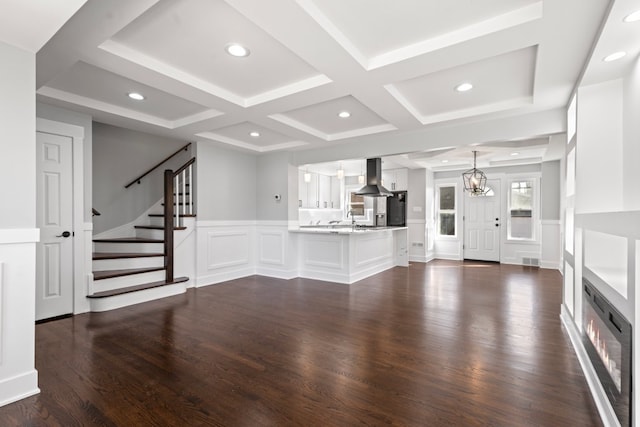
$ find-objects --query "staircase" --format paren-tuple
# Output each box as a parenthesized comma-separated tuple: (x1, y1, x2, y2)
(89, 155, 195, 312)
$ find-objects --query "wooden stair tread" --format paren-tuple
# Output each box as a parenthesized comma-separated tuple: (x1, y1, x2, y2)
(148, 214, 196, 217)
(87, 277, 188, 299)
(134, 225, 187, 230)
(93, 266, 165, 280)
(93, 237, 163, 243)
(93, 252, 164, 260)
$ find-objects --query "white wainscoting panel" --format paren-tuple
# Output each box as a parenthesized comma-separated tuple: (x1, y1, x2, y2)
(354, 232, 392, 267)
(303, 235, 345, 269)
(0, 261, 3, 365)
(0, 241, 40, 406)
(207, 230, 250, 269)
(259, 230, 285, 265)
(196, 222, 255, 287)
(541, 220, 561, 270)
(255, 224, 298, 280)
(407, 220, 428, 262)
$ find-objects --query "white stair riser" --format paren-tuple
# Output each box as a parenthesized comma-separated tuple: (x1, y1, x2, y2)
(149, 216, 195, 227)
(149, 217, 167, 227)
(93, 256, 164, 271)
(93, 242, 164, 253)
(93, 270, 166, 290)
(135, 228, 165, 240)
(89, 282, 187, 312)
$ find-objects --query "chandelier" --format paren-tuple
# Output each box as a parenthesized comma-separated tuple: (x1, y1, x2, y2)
(462, 151, 487, 195)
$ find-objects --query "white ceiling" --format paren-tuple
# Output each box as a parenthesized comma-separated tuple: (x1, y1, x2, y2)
(0, 0, 87, 52)
(31, 0, 629, 168)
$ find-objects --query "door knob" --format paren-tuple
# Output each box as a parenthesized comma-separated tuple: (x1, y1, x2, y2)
(495, 224, 500, 227)
(56, 231, 71, 238)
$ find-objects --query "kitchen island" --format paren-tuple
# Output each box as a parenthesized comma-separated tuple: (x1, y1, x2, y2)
(289, 226, 408, 284)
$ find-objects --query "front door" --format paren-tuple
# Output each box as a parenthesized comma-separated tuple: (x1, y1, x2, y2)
(36, 131, 74, 321)
(463, 178, 501, 262)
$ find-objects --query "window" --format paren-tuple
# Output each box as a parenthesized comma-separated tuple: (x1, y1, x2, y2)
(508, 180, 534, 240)
(438, 185, 456, 236)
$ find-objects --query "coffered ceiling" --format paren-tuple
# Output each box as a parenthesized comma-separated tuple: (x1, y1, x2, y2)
(35, 0, 613, 163)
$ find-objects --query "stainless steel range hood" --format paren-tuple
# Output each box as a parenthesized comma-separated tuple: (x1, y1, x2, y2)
(355, 158, 392, 197)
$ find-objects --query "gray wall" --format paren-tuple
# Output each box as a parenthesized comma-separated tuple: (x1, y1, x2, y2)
(196, 141, 257, 221)
(36, 102, 93, 222)
(407, 169, 426, 221)
(541, 160, 560, 220)
(93, 123, 191, 234)
(1, 41, 35, 228)
(256, 152, 291, 221)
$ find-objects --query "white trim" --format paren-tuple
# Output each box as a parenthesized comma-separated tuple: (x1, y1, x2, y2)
(89, 282, 187, 313)
(196, 220, 257, 228)
(409, 255, 433, 263)
(406, 219, 426, 224)
(36, 118, 86, 318)
(0, 370, 39, 407)
(540, 261, 560, 270)
(541, 219, 561, 225)
(560, 306, 619, 427)
(0, 228, 39, 244)
(196, 267, 255, 287)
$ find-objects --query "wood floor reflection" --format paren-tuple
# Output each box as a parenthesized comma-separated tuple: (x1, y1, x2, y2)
(1, 260, 602, 426)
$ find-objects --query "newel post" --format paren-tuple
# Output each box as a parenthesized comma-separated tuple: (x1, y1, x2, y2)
(164, 169, 174, 282)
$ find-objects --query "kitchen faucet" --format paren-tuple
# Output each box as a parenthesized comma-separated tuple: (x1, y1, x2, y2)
(347, 210, 357, 229)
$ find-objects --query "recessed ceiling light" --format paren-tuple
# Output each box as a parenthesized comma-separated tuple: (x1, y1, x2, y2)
(338, 111, 351, 118)
(603, 51, 626, 62)
(249, 131, 260, 137)
(128, 92, 145, 101)
(225, 43, 250, 57)
(511, 152, 520, 156)
(624, 10, 640, 22)
(455, 82, 473, 92)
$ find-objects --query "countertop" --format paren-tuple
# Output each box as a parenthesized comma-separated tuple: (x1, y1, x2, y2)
(289, 225, 408, 235)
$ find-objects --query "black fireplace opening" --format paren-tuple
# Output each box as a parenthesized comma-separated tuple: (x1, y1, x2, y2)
(582, 279, 632, 427)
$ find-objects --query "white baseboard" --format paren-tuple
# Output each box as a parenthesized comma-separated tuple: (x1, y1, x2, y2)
(349, 261, 394, 283)
(196, 267, 255, 287)
(255, 267, 297, 280)
(540, 260, 560, 270)
(434, 254, 461, 261)
(560, 306, 619, 427)
(0, 370, 39, 407)
(409, 255, 433, 263)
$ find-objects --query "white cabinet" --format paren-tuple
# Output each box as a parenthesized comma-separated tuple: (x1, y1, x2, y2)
(298, 170, 307, 208)
(318, 174, 331, 208)
(299, 171, 339, 209)
(298, 170, 319, 208)
(382, 168, 408, 192)
(330, 177, 341, 209)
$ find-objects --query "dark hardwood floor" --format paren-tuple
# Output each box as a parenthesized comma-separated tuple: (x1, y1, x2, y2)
(1, 260, 602, 426)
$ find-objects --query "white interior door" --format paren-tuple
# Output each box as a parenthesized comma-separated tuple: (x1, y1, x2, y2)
(36, 131, 74, 321)
(463, 178, 501, 262)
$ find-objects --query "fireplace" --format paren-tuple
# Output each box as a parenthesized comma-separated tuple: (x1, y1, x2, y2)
(582, 279, 632, 426)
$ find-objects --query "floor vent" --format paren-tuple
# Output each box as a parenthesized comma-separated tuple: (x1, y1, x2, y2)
(522, 257, 540, 267)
